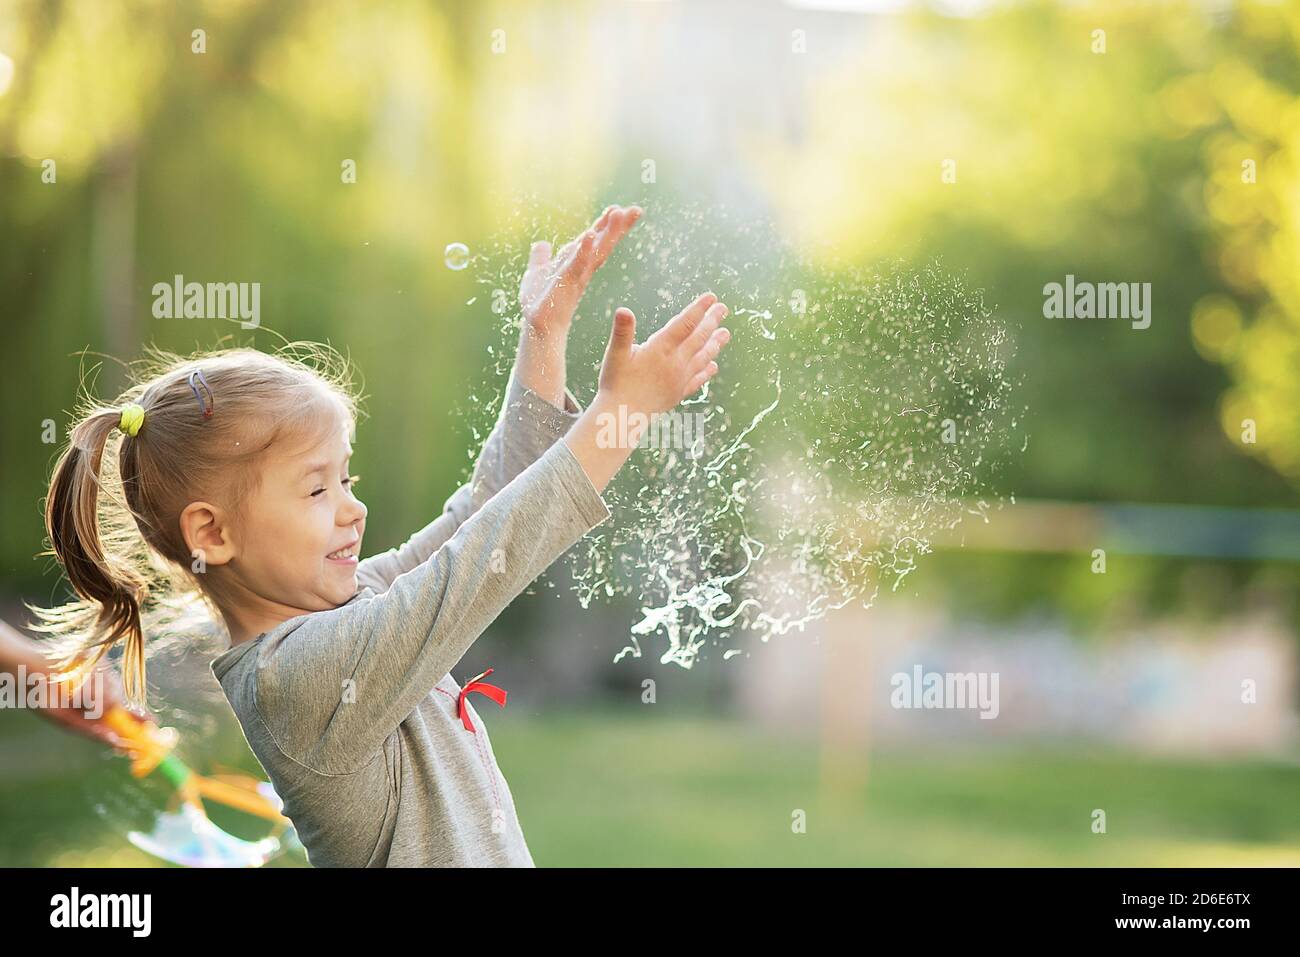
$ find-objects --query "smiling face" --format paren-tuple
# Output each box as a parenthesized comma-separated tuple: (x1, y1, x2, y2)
(229, 395, 368, 614)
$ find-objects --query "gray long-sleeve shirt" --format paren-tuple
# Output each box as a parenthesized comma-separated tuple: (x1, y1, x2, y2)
(210, 371, 610, 866)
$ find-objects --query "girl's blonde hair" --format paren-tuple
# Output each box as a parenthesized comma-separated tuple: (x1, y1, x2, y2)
(27, 343, 362, 711)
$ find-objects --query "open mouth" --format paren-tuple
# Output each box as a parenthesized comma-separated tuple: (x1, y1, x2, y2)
(326, 542, 359, 563)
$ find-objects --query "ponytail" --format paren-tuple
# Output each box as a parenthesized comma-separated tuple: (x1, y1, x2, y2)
(38, 408, 150, 708)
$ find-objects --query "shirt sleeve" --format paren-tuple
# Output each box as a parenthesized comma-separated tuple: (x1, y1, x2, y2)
(249, 437, 610, 774)
(354, 367, 586, 595)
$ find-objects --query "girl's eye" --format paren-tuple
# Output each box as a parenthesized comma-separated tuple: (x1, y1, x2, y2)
(311, 476, 358, 497)
(311, 475, 359, 497)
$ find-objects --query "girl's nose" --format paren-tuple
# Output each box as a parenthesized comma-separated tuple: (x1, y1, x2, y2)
(341, 496, 367, 524)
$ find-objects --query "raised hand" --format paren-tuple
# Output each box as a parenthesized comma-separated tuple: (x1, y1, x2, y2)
(598, 292, 731, 415)
(562, 292, 734, 493)
(519, 204, 643, 336)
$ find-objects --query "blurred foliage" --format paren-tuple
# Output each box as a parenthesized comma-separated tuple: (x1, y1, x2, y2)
(0, 0, 1297, 632)
(753, 0, 1300, 500)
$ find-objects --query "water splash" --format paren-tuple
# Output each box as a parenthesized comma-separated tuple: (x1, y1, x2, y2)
(461, 199, 1026, 667)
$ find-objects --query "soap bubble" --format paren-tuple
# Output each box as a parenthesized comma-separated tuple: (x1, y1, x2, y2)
(444, 242, 470, 271)
(460, 199, 1026, 667)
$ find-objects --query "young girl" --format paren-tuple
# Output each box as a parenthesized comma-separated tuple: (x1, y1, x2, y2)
(32, 204, 733, 866)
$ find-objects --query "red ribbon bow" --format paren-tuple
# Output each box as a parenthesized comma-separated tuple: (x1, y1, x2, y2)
(457, 668, 507, 734)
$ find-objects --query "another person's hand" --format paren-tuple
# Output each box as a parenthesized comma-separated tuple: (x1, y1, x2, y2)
(519, 204, 642, 336)
(0, 619, 128, 749)
(36, 666, 128, 749)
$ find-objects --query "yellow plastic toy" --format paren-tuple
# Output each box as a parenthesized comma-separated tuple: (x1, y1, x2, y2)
(103, 704, 299, 867)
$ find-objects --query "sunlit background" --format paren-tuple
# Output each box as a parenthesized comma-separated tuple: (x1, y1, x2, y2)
(1, 0, 1298, 866)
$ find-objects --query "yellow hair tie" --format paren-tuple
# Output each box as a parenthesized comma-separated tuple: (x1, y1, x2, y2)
(118, 403, 146, 437)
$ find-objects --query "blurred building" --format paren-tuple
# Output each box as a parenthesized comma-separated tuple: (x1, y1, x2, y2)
(735, 599, 1299, 756)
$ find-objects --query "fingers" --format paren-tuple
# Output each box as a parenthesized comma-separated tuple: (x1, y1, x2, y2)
(604, 307, 637, 360)
(44, 708, 124, 749)
(594, 203, 639, 234)
(85, 721, 128, 750)
(528, 240, 552, 268)
(592, 205, 642, 268)
(685, 301, 729, 353)
(664, 292, 719, 343)
(538, 204, 643, 285)
(685, 362, 719, 398)
(556, 230, 596, 285)
(691, 323, 733, 364)
(688, 326, 731, 377)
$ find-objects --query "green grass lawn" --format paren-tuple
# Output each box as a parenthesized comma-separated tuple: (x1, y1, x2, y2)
(2, 707, 1297, 866)
(497, 712, 1300, 867)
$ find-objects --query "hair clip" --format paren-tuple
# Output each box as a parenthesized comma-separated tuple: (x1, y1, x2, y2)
(188, 369, 214, 419)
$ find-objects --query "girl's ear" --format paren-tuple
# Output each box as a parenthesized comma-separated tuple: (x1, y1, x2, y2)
(179, 501, 236, 567)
